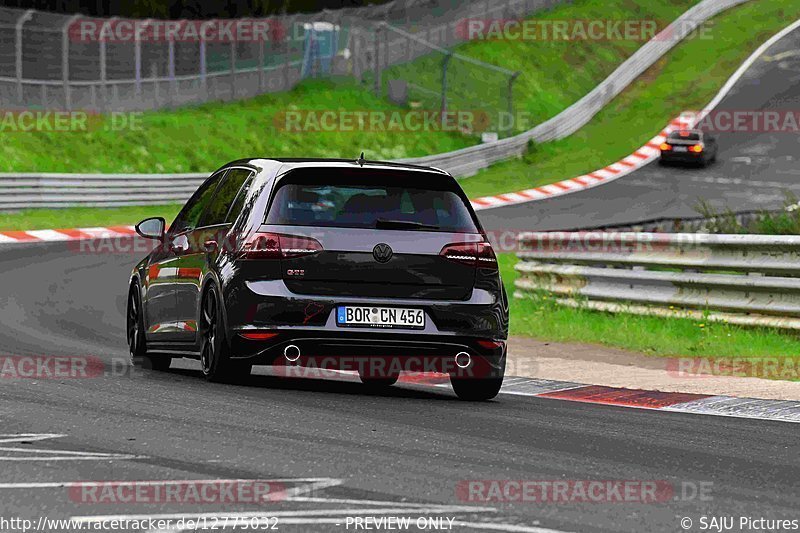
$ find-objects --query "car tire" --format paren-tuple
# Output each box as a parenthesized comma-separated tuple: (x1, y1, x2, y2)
(128, 281, 171, 371)
(200, 285, 251, 383)
(450, 356, 505, 401)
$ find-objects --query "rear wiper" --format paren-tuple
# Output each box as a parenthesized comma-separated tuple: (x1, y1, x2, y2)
(375, 218, 440, 230)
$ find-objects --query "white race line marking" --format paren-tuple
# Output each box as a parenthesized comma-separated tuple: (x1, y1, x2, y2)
(285, 496, 493, 512)
(73, 507, 497, 523)
(0, 434, 145, 461)
(0, 477, 341, 490)
(451, 520, 574, 533)
(0, 433, 66, 444)
(690, 176, 800, 189)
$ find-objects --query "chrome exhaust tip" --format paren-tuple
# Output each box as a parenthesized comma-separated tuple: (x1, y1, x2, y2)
(284, 344, 301, 362)
(455, 352, 471, 369)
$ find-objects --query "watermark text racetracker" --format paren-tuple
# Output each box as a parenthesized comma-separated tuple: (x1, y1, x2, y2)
(668, 357, 800, 380)
(0, 110, 143, 133)
(457, 480, 714, 504)
(69, 479, 286, 504)
(0, 355, 135, 380)
(456, 18, 714, 42)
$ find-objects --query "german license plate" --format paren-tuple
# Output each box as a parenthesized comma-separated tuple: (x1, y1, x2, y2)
(336, 306, 425, 329)
(674, 146, 688, 152)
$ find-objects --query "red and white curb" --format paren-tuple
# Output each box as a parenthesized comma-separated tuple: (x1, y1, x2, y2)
(469, 114, 696, 211)
(0, 225, 136, 244)
(398, 375, 800, 424)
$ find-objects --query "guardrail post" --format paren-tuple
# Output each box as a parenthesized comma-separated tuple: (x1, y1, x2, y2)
(99, 17, 118, 111)
(441, 52, 452, 123)
(373, 23, 382, 95)
(200, 21, 212, 97)
(352, 28, 361, 81)
(135, 20, 152, 98)
(230, 38, 236, 100)
(507, 71, 520, 131)
(258, 27, 265, 92)
(15, 10, 34, 105)
(283, 34, 289, 91)
(62, 14, 80, 110)
(168, 22, 181, 103)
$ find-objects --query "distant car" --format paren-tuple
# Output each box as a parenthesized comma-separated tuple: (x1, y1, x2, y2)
(127, 157, 509, 401)
(659, 129, 718, 166)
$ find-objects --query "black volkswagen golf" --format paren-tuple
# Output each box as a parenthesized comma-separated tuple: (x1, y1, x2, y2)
(127, 158, 509, 400)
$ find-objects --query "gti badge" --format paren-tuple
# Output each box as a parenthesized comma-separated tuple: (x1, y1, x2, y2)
(373, 243, 393, 263)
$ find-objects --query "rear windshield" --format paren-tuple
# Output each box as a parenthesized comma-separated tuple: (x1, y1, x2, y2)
(265, 169, 480, 233)
(668, 131, 701, 141)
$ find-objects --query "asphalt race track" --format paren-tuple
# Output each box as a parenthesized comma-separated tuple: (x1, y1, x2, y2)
(479, 25, 800, 233)
(0, 239, 798, 533)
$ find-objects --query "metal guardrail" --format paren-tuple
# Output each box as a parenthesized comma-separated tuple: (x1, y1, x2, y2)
(515, 232, 800, 331)
(0, 173, 205, 209)
(403, 0, 753, 177)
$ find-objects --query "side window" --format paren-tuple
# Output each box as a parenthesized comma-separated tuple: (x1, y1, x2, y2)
(170, 171, 225, 235)
(200, 169, 253, 227)
(225, 173, 255, 224)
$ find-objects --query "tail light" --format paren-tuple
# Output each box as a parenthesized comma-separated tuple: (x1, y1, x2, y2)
(659, 143, 672, 151)
(241, 232, 322, 260)
(689, 144, 704, 153)
(440, 242, 498, 269)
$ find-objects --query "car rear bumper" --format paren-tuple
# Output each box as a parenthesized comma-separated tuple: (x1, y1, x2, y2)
(229, 328, 506, 378)
(223, 278, 508, 338)
(659, 151, 706, 163)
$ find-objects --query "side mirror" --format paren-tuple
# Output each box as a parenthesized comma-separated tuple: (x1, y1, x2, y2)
(135, 217, 165, 241)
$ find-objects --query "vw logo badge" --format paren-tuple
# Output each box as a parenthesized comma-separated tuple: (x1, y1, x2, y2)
(373, 243, 393, 263)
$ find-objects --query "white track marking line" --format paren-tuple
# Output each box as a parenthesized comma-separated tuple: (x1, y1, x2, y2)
(0, 456, 144, 461)
(0, 433, 147, 461)
(0, 433, 66, 444)
(285, 496, 494, 512)
(281, 477, 344, 499)
(451, 520, 574, 533)
(72, 506, 497, 524)
(0, 446, 134, 456)
(0, 478, 341, 490)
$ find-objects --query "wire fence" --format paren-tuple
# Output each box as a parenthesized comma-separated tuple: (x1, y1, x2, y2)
(0, 0, 562, 116)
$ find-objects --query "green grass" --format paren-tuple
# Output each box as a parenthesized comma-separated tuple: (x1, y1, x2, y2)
(499, 253, 800, 363)
(0, 80, 472, 174)
(385, 0, 697, 135)
(459, 0, 800, 199)
(0, 0, 699, 174)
